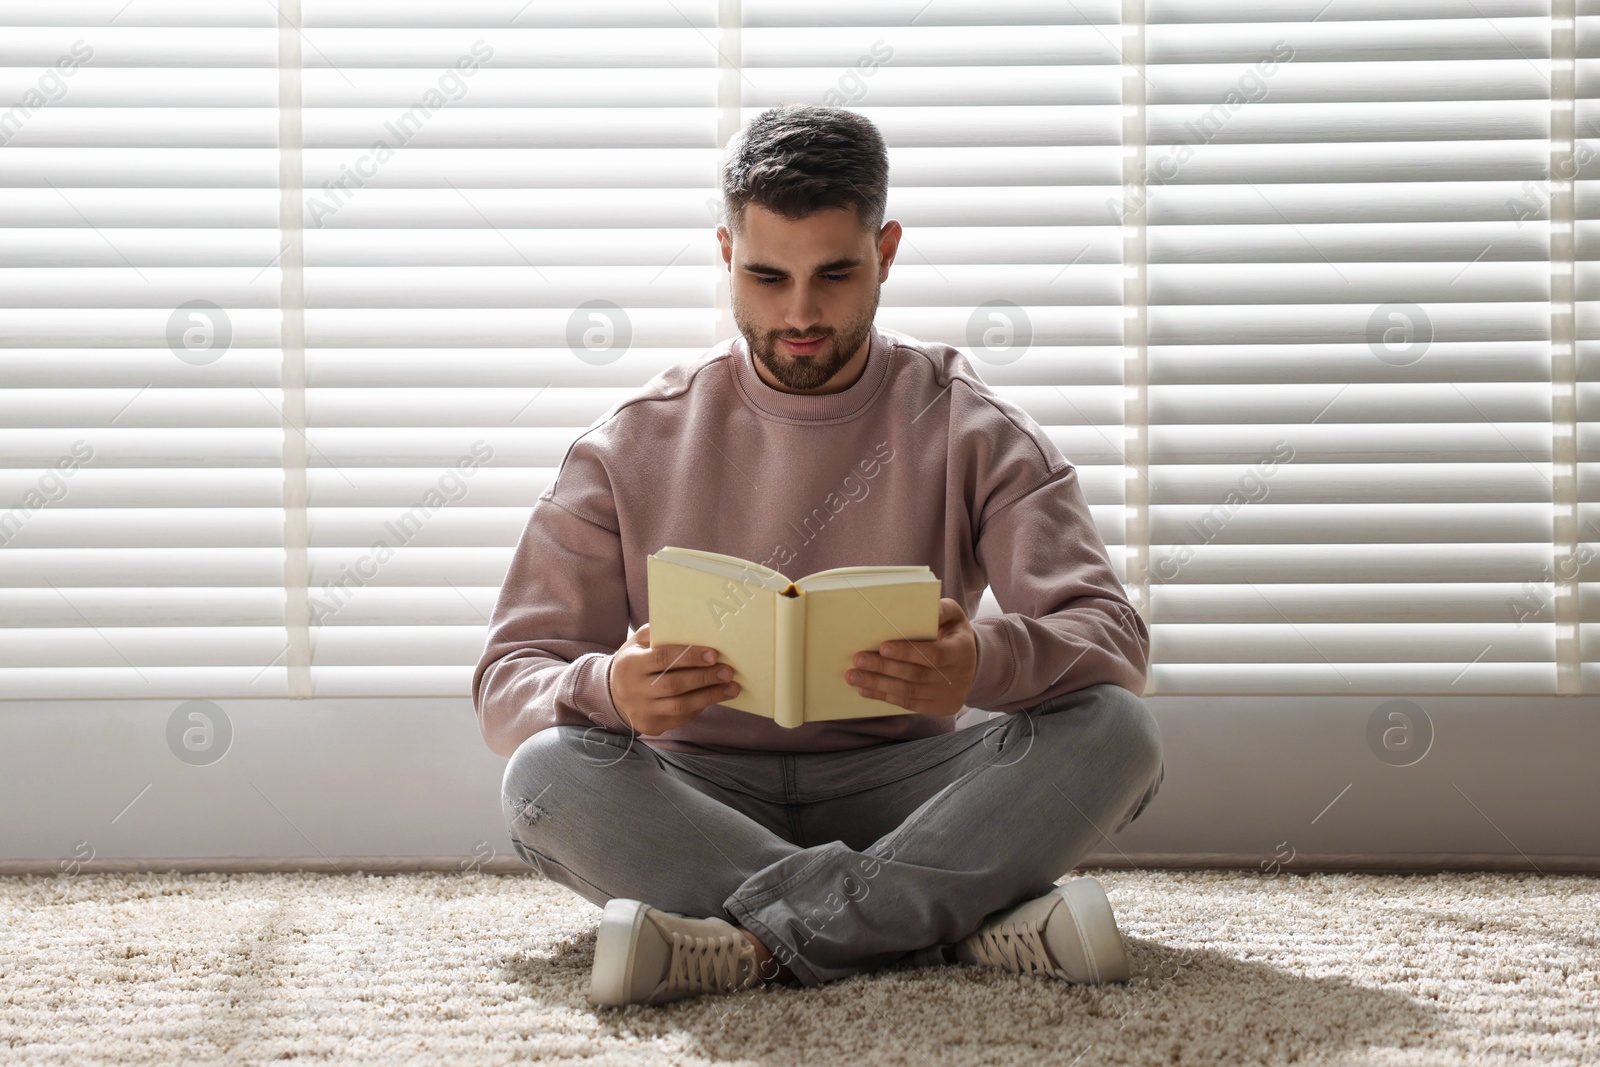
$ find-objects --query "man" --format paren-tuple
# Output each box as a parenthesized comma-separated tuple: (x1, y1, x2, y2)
(473, 104, 1164, 1007)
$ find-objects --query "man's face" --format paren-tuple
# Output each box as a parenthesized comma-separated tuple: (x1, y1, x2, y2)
(718, 203, 901, 392)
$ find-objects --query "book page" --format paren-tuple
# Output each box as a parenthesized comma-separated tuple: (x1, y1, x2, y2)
(796, 567, 934, 593)
(654, 546, 791, 591)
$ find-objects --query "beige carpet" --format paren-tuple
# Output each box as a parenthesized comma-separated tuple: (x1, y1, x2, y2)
(1, 868, 1595, 1066)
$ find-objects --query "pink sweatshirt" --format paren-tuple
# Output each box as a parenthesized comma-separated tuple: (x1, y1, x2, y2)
(472, 324, 1150, 757)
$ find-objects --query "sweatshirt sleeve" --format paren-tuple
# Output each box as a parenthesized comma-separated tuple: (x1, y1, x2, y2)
(964, 459, 1151, 713)
(471, 456, 634, 757)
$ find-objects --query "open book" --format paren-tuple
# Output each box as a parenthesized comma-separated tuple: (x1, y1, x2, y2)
(645, 546, 941, 728)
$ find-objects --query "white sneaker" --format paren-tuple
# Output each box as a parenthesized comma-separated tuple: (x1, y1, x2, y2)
(954, 876, 1130, 984)
(588, 898, 766, 1007)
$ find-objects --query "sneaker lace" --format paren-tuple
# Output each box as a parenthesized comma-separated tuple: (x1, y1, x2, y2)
(967, 920, 1067, 980)
(664, 930, 761, 995)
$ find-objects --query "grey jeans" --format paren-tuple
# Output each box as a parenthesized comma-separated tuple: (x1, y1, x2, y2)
(500, 682, 1164, 987)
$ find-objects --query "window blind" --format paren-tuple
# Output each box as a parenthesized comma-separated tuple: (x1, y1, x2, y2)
(0, 1, 286, 698)
(0, 0, 1586, 702)
(1142, 0, 1564, 694)
(293, 0, 727, 697)
(0, 0, 1127, 701)
(1576, 0, 1600, 689)
(299, 0, 1126, 697)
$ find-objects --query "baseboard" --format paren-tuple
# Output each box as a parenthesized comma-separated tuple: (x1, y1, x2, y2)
(5, 852, 1595, 877)
(0, 855, 538, 877)
(1079, 851, 1600, 874)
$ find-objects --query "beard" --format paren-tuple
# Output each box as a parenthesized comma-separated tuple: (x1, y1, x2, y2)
(734, 281, 880, 392)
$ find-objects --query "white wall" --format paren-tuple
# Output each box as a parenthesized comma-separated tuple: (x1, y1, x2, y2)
(3, 695, 1596, 874)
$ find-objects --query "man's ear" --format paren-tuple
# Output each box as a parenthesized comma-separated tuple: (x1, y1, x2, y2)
(877, 219, 903, 280)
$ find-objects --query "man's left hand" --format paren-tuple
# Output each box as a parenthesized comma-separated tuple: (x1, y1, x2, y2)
(845, 597, 979, 717)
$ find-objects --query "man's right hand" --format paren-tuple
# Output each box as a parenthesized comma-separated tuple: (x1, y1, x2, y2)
(606, 622, 740, 736)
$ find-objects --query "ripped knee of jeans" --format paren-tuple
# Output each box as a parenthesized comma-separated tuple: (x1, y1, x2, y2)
(506, 791, 551, 830)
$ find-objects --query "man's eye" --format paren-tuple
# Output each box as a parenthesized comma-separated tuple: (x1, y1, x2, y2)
(824, 273, 849, 282)
(754, 276, 780, 285)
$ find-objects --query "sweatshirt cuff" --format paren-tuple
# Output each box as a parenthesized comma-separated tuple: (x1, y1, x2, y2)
(572, 651, 633, 735)
(966, 618, 1015, 711)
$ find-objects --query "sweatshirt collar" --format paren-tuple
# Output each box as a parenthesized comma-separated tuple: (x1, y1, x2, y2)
(730, 323, 892, 423)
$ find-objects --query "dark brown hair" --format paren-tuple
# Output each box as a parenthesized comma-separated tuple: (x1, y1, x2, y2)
(719, 104, 889, 237)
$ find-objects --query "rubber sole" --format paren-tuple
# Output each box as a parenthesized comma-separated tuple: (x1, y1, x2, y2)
(589, 898, 650, 1006)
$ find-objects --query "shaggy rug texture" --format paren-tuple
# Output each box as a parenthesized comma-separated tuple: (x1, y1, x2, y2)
(0, 868, 1595, 1066)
